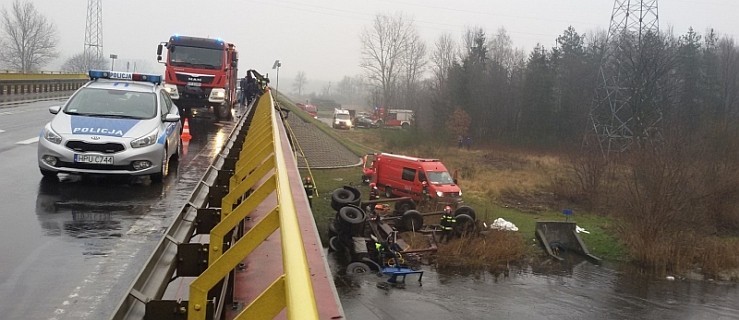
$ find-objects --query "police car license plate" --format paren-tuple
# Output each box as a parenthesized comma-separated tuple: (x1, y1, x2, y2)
(74, 154, 113, 165)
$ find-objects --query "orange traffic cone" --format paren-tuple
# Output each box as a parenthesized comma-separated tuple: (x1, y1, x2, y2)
(181, 118, 192, 142)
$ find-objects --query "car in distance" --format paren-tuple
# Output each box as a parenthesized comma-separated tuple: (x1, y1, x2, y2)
(354, 115, 378, 128)
(37, 70, 182, 182)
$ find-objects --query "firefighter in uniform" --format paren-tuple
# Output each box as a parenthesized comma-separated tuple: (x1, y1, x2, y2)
(439, 205, 456, 243)
(369, 182, 380, 201)
(303, 177, 315, 208)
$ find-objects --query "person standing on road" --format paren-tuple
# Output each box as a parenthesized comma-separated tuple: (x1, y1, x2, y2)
(439, 206, 456, 243)
(303, 176, 315, 208)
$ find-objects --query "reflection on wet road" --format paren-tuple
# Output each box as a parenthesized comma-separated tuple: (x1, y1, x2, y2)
(0, 100, 235, 320)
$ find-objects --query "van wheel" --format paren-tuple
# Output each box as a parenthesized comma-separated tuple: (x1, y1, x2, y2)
(384, 187, 393, 198)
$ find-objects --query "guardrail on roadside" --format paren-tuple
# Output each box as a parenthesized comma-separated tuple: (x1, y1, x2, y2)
(112, 90, 339, 320)
(0, 73, 87, 95)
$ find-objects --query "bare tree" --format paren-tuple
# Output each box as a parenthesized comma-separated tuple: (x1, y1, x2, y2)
(0, 0, 58, 72)
(431, 33, 456, 90)
(360, 13, 416, 107)
(292, 71, 308, 96)
(401, 29, 426, 111)
(61, 52, 107, 73)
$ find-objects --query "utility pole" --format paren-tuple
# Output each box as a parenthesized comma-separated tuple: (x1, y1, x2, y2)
(83, 0, 103, 70)
(588, 0, 660, 157)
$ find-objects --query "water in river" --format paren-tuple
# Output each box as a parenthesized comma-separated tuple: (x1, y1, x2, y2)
(331, 253, 739, 320)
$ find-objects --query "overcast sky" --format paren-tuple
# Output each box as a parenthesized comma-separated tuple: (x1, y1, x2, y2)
(23, 0, 739, 90)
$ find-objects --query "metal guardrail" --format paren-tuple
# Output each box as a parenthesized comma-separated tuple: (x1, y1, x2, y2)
(189, 90, 318, 319)
(111, 88, 331, 320)
(0, 72, 87, 81)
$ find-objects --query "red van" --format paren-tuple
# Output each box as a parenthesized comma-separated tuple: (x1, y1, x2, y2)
(371, 153, 462, 205)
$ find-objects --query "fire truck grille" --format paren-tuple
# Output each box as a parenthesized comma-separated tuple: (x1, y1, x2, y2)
(175, 73, 215, 85)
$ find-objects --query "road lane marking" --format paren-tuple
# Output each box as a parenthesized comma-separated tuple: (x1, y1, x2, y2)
(17, 137, 39, 145)
(0, 129, 5, 133)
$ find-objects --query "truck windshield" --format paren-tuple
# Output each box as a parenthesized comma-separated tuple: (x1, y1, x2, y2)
(427, 171, 454, 184)
(169, 46, 223, 69)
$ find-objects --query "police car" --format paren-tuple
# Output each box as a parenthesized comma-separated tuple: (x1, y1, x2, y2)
(38, 70, 182, 182)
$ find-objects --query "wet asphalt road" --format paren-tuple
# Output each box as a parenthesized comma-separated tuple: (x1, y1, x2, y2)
(0, 100, 235, 319)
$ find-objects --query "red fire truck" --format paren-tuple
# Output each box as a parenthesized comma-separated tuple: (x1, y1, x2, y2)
(372, 107, 414, 129)
(296, 103, 318, 118)
(157, 35, 238, 120)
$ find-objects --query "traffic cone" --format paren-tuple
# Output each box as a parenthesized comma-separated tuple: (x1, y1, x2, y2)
(181, 118, 192, 142)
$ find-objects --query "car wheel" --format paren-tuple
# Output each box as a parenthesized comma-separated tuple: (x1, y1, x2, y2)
(172, 138, 181, 161)
(40, 168, 57, 179)
(151, 148, 168, 183)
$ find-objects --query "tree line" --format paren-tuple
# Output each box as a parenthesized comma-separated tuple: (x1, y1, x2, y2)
(357, 13, 739, 149)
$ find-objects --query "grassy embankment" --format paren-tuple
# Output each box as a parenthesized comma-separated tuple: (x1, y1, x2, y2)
(276, 96, 627, 265)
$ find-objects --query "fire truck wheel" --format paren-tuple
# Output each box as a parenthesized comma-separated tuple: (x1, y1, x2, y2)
(400, 210, 423, 232)
(453, 214, 476, 236)
(346, 262, 371, 275)
(384, 187, 393, 198)
(454, 205, 476, 221)
(338, 205, 366, 225)
(394, 200, 416, 214)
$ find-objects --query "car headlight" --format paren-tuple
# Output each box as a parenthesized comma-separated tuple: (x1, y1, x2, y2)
(458, 190, 462, 196)
(436, 191, 444, 197)
(43, 126, 62, 144)
(131, 129, 159, 148)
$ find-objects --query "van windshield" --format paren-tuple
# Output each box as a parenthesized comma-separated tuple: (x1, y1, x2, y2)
(336, 114, 350, 120)
(427, 171, 454, 184)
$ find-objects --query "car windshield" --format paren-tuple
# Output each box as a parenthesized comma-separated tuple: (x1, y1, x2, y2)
(427, 171, 454, 184)
(64, 88, 157, 119)
(168, 45, 223, 69)
(336, 114, 351, 120)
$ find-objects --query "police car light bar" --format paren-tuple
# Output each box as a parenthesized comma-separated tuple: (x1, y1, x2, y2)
(88, 70, 162, 84)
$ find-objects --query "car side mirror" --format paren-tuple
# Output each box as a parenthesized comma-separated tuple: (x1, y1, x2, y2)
(49, 106, 61, 114)
(157, 44, 163, 56)
(163, 114, 180, 122)
(453, 178, 458, 185)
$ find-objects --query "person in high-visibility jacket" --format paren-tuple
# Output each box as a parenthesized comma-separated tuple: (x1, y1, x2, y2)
(439, 205, 456, 243)
(303, 177, 315, 208)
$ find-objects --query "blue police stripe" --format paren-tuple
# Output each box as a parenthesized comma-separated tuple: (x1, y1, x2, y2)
(70, 116, 140, 137)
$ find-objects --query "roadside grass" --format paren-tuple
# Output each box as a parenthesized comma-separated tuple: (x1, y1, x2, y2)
(280, 95, 627, 262)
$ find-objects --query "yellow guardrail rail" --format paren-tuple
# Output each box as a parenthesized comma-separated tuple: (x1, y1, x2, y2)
(0, 72, 87, 81)
(188, 90, 319, 320)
